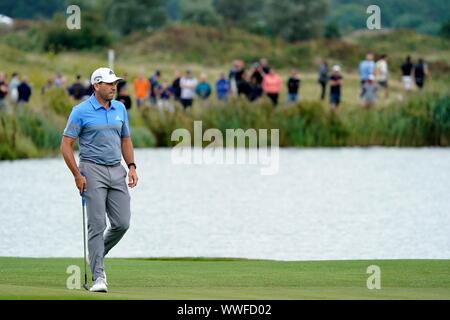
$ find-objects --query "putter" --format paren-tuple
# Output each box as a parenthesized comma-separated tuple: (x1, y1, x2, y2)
(81, 191, 89, 291)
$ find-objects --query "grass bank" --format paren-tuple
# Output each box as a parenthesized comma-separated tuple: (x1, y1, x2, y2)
(1, 92, 449, 160)
(140, 92, 450, 147)
(0, 258, 448, 300)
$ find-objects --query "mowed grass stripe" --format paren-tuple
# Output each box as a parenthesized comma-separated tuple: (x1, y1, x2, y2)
(0, 258, 449, 299)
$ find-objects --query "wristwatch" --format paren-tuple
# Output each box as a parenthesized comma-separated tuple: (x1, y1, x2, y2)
(127, 163, 137, 170)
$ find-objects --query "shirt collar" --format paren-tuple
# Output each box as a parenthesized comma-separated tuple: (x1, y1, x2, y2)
(89, 94, 115, 110)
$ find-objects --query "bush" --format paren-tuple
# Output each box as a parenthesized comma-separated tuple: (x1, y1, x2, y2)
(1, 26, 44, 52)
(138, 93, 450, 148)
(0, 113, 39, 159)
(131, 126, 157, 148)
(440, 20, 450, 39)
(324, 22, 342, 39)
(343, 93, 450, 147)
(16, 112, 63, 152)
(1, 91, 449, 160)
(42, 13, 111, 52)
(274, 101, 348, 147)
(430, 95, 450, 145)
(43, 87, 73, 117)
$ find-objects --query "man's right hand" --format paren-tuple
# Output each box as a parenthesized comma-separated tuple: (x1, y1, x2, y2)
(75, 174, 87, 195)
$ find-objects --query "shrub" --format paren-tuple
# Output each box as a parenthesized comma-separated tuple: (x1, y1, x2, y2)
(1, 91, 449, 160)
(42, 13, 111, 52)
(131, 126, 157, 148)
(43, 87, 73, 117)
(0, 113, 39, 159)
(16, 112, 62, 151)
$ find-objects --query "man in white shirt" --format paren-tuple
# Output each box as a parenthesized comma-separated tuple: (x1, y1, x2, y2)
(180, 70, 198, 109)
(375, 54, 389, 99)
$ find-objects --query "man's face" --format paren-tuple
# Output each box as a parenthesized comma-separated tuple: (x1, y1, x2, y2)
(95, 81, 117, 101)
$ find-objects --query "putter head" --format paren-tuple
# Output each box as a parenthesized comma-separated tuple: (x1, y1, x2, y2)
(83, 274, 89, 290)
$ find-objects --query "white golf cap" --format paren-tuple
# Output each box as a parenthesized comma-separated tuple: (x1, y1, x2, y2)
(333, 65, 341, 72)
(90, 67, 122, 85)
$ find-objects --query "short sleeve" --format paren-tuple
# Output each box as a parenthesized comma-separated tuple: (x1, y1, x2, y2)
(63, 108, 82, 138)
(121, 108, 131, 138)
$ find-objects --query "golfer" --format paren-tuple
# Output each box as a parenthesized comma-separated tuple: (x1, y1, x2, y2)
(60, 67, 138, 292)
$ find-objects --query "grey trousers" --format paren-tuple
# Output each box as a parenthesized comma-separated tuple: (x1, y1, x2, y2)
(79, 161, 131, 281)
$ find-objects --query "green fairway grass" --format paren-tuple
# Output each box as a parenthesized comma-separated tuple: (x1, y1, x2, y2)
(0, 258, 449, 300)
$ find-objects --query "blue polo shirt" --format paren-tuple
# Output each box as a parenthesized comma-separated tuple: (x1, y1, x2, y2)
(359, 60, 375, 81)
(63, 94, 130, 165)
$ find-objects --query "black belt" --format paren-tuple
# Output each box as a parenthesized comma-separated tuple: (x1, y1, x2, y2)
(80, 160, 121, 167)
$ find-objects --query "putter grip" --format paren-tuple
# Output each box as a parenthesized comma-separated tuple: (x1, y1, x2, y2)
(81, 172, 86, 206)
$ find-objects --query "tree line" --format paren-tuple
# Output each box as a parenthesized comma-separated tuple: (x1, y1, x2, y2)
(1, 0, 449, 51)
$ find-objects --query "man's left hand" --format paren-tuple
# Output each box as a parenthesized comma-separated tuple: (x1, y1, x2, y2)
(128, 168, 138, 188)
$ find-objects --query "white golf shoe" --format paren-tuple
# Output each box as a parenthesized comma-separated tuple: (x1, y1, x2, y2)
(89, 277, 108, 293)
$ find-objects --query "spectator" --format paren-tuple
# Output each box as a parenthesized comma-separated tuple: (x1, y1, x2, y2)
(228, 60, 240, 96)
(133, 73, 150, 109)
(195, 73, 212, 100)
(0, 72, 8, 112)
(238, 73, 252, 101)
(362, 74, 378, 108)
(172, 71, 182, 101)
(117, 83, 132, 112)
(260, 58, 271, 74)
(180, 70, 198, 109)
(250, 62, 264, 85)
(249, 62, 265, 101)
(68, 75, 86, 101)
(8, 72, 20, 104)
(17, 76, 32, 113)
(329, 65, 343, 110)
(54, 72, 67, 88)
(375, 54, 389, 99)
(318, 60, 329, 101)
(262, 68, 282, 106)
(359, 53, 375, 96)
(117, 72, 128, 97)
(287, 68, 301, 104)
(158, 81, 174, 112)
(248, 76, 263, 102)
(401, 56, 414, 92)
(149, 70, 161, 105)
(216, 73, 230, 101)
(231, 60, 247, 97)
(41, 78, 53, 95)
(414, 58, 429, 90)
(84, 79, 94, 98)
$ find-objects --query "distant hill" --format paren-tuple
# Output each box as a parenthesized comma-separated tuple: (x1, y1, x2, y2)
(119, 24, 450, 75)
(0, 0, 64, 19)
(0, 0, 449, 35)
(329, 0, 450, 35)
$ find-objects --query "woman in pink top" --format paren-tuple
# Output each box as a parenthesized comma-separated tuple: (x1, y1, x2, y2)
(262, 69, 282, 106)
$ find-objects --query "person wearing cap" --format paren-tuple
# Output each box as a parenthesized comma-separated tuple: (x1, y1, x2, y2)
(60, 67, 139, 293)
